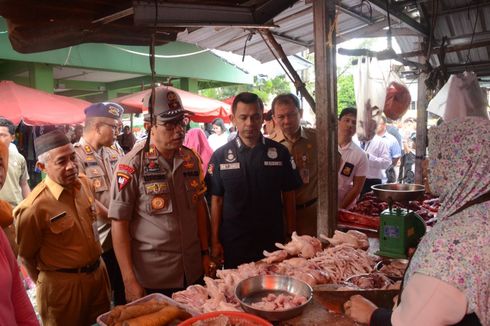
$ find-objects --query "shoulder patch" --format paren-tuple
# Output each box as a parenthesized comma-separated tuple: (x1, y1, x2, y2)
(118, 164, 135, 174)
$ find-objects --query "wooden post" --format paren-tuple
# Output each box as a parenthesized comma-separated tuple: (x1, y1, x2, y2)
(415, 54, 428, 184)
(313, 0, 338, 237)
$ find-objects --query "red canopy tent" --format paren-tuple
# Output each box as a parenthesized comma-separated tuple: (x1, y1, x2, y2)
(112, 86, 231, 123)
(0, 80, 91, 126)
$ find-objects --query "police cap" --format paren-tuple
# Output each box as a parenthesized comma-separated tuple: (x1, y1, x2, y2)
(84, 102, 124, 119)
(143, 88, 191, 122)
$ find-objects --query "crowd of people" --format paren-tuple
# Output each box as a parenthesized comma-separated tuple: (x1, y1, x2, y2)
(0, 87, 488, 326)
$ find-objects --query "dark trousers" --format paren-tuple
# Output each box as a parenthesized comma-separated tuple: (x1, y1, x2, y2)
(362, 178, 382, 195)
(102, 248, 126, 306)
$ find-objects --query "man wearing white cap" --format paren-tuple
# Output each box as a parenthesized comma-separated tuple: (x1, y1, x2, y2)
(109, 88, 210, 302)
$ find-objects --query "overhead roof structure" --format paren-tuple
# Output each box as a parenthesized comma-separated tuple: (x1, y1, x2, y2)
(1, 0, 489, 78)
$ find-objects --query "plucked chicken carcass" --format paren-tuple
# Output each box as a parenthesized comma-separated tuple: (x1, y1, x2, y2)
(320, 230, 369, 250)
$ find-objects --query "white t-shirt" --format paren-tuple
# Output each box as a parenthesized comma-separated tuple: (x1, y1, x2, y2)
(338, 141, 368, 209)
(208, 132, 229, 151)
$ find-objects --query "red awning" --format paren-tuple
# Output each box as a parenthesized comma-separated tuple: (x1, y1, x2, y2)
(112, 86, 231, 123)
(0, 80, 91, 126)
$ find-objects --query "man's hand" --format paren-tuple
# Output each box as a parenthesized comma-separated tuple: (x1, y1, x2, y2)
(124, 278, 146, 302)
(344, 294, 378, 324)
(211, 241, 224, 265)
(202, 254, 212, 276)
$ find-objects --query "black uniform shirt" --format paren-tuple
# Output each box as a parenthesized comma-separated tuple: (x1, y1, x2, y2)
(208, 134, 302, 266)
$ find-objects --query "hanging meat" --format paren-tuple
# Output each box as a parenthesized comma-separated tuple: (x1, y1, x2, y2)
(383, 82, 411, 120)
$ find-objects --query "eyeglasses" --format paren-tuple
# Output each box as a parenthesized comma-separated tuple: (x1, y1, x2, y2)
(99, 122, 119, 132)
(157, 117, 189, 132)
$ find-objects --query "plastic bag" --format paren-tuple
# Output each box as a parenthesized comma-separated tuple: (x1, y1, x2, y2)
(427, 71, 489, 122)
(353, 57, 389, 141)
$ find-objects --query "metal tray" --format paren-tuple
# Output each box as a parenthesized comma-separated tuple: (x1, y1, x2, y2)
(235, 275, 313, 322)
(371, 183, 425, 203)
(97, 293, 198, 326)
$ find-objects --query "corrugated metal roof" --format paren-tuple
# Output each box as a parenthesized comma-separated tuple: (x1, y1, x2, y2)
(178, 0, 490, 76)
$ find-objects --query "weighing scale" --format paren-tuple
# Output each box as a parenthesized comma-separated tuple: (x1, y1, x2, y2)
(371, 184, 427, 259)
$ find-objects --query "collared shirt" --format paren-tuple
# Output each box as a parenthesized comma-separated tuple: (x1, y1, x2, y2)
(108, 141, 205, 289)
(271, 127, 317, 205)
(14, 175, 101, 271)
(74, 137, 123, 252)
(0, 147, 29, 207)
(338, 141, 368, 209)
(355, 135, 391, 179)
(208, 134, 302, 250)
(379, 132, 402, 160)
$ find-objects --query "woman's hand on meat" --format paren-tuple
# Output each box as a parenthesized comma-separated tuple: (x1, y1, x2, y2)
(344, 294, 378, 325)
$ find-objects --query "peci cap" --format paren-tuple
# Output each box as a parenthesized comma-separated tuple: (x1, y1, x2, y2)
(35, 130, 71, 156)
(143, 88, 191, 122)
(84, 102, 124, 119)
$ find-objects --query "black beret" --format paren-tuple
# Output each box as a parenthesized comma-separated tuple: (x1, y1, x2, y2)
(84, 102, 124, 119)
(35, 130, 70, 156)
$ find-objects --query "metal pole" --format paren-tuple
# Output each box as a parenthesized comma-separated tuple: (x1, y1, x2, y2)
(313, 0, 338, 237)
(415, 54, 428, 184)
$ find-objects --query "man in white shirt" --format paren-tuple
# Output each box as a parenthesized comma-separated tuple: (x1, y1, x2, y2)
(377, 116, 402, 183)
(357, 126, 391, 194)
(338, 108, 368, 210)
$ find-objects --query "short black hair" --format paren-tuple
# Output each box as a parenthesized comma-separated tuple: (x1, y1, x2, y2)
(339, 107, 357, 120)
(0, 117, 15, 135)
(271, 93, 300, 115)
(231, 92, 264, 114)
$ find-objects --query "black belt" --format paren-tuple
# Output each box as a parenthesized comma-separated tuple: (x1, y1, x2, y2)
(56, 259, 100, 274)
(296, 198, 317, 209)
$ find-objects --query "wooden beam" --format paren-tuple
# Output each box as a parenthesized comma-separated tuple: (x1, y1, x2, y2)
(400, 39, 490, 57)
(313, 0, 337, 237)
(367, 0, 429, 36)
(415, 51, 428, 185)
(259, 29, 316, 112)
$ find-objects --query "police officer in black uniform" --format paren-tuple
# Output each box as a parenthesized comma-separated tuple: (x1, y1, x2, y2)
(208, 92, 302, 269)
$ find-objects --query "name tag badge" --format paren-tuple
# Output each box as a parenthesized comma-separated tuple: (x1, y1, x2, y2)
(341, 162, 354, 177)
(220, 162, 240, 170)
(92, 221, 100, 242)
(145, 182, 169, 195)
(264, 161, 283, 166)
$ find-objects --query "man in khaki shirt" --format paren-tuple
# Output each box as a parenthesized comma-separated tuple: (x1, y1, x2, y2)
(109, 88, 210, 301)
(74, 102, 126, 305)
(271, 93, 318, 236)
(14, 130, 110, 326)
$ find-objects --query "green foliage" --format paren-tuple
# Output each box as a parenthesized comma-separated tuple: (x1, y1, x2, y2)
(200, 75, 291, 104)
(337, 74, 356, 114)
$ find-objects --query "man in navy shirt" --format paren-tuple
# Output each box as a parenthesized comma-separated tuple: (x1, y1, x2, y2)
(208, 92, 302, 269)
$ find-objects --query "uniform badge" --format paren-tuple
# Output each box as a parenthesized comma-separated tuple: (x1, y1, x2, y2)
(108, 106, 120, 117)
(166, 91, 182, 110)
(184, 161, 195, 169)
(84, 145, 93, 154)
(145, 160, 160, 173)
(341, 162, 354, 177)
(118, 164, 135, 174)
(225, 149, 236, 163)
(147, 145, 158, 159)
(151, 196, 166, 210)
(267, 147, 278, 159)
(93, 178, 102, 189)
(208, 163, 214, 175)
(89, 168, 100, 176)
(117, 172, 131, 191)
(85, 155, 95, 162)
(189, 179, 199, 188)
(145, 182, 168, 195)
